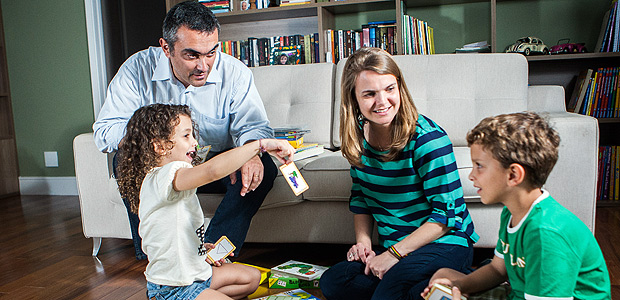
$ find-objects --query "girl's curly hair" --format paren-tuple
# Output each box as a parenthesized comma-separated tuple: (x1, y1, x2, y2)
(116, 104, 192, 214)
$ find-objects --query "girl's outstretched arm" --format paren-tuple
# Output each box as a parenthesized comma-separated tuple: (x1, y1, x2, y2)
(173, 139, 294, 191)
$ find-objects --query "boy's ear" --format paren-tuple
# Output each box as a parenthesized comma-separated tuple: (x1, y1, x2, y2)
(507, 163, 526, 186)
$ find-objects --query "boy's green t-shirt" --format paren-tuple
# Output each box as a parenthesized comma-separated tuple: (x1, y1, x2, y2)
(494, 191, 611, 300)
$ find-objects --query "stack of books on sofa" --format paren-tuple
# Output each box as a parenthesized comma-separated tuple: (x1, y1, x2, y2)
(274, 127, 324, 161)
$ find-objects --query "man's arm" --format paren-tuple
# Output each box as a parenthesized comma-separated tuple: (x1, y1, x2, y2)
(228, 68, 273, 146)
(226, 65, 274, 195)
(93, 53, 147, 153)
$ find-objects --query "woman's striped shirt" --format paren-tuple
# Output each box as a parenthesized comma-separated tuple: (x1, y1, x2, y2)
(349, 114, 479, 249)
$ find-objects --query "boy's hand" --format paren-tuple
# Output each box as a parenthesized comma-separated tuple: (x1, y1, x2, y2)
(260, 139, 295, 164)
(421, 278, 461, 298)
(203, 243, 234, 267)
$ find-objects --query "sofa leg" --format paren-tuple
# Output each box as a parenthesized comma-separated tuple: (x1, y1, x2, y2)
(92, 237, 102, 256)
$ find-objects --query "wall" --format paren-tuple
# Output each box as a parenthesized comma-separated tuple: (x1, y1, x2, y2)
(2, 0, 93, 180)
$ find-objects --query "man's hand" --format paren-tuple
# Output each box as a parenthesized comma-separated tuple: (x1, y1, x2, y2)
(230, 155, 264, 196)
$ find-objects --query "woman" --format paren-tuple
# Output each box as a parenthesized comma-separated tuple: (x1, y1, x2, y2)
(320, 48, 478, 300)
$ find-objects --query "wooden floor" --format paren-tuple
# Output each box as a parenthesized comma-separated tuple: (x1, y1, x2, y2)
(0, 195, 618, 299)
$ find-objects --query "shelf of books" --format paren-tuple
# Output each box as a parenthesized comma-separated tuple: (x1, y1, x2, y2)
(169, 0, 440, 66)
(597, 145, 620, 206)
(566, 64, 620, 206)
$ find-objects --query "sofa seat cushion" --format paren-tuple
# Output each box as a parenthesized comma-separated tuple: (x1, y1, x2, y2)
(300, 150, 352, 202)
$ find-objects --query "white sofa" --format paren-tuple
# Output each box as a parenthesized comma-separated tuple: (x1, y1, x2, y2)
(74, 53, 599, 256)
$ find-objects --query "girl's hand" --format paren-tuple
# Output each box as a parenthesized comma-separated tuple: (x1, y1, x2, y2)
(347, 242, 374, 263)
(364, 251, 398, 279)
(260, 139, 295, 164)
(203, 243, 234, 267)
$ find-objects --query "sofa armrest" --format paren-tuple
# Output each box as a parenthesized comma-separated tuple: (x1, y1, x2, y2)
(73, 133, 131, 240)
(527, 85, 567, 112)
(527, 87, 599, 232)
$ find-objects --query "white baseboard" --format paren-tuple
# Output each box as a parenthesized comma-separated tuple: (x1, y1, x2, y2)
(19, 177, 78, 196)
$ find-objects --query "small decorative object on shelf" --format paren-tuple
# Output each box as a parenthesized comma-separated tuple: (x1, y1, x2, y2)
(270, 45, 302, 65)
(505, 36, 549, 56)
(550, 38, 587, 54)
(455, 41, 491, 53)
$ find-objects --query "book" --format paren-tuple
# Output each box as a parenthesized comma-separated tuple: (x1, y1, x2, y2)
(569, 69, 594, 113)
(271, 260, 328, 281)
(294, 144, 324, 161)
(424, 283, 467, 300)
(267, 273, 321, 289)
(255, 288, 320, 300)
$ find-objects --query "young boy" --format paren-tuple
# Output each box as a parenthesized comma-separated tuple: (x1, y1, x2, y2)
(422, 112, 611, 300)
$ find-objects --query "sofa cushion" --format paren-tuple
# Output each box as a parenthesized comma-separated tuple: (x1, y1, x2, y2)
(300, 150, 352, 201)
(252, 63, 335, 147)
(333, 53, 529, 148)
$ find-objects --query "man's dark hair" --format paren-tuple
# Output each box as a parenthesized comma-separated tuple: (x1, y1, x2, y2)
(162, 1, 221, 51)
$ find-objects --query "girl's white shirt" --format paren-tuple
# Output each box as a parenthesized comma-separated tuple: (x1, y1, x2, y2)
(139, 161, 212, 286)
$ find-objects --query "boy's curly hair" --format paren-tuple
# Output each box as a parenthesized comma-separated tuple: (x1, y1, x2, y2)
(116, 104, 192, 214)
(466, 111, 561, 188)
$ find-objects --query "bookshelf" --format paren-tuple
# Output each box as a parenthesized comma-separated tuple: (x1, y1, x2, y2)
(528, 52, 620, 206)
(166, 0, 498, 61)
(0, 2, 19, 197)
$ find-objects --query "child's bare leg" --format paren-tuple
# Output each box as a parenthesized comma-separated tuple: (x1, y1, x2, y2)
(210, 263, 261, 299)
(196, 289, 235, 300)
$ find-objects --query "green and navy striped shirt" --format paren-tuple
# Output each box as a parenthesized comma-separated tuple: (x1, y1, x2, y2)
(350, 114, 478, 249)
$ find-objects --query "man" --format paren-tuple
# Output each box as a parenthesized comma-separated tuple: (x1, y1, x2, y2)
(93, 1, 276, 260)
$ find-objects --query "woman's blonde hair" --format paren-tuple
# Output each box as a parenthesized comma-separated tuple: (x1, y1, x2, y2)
(116, 104, 193, 214)
(340, 48, 418, 167)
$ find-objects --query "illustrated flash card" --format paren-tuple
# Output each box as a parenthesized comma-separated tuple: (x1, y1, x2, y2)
(425, 283, 467, 300)
(206, 235, 236, 263)
(279, 162, 309, 196)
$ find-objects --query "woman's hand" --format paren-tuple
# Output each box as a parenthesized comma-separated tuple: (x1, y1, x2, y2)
(364, 251, 398, 279)
(259, 139, 295, 164)
(347, 242, 375, 263)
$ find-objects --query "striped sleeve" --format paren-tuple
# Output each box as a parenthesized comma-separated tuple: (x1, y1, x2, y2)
(413, 122, 466, 230)
(349, 166, 372, 214)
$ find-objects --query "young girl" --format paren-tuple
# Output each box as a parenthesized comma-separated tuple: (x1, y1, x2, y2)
(116, 104, 295, 300)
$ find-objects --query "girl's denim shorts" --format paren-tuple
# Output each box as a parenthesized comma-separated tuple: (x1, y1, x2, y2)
(147, 278, 212, 300)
